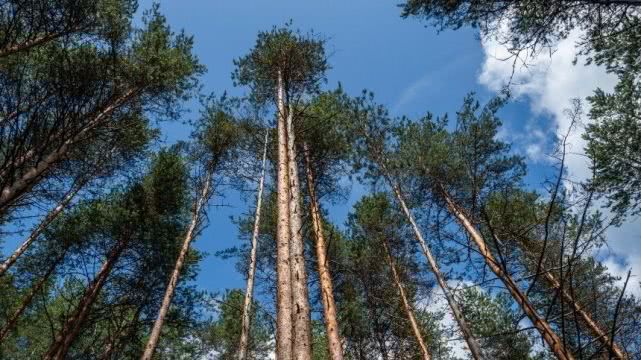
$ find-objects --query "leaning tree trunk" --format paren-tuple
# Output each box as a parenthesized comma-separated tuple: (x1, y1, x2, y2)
(380, 166, 484, 360)
(140, 167, 214, 360)
(441, 187, 575, 360)
(0, 180, 84, 277)
(44, 238, 129, 360)
(382, 238, 431, 360)
(285, 104, 313, 359)
(275, 70, 294, 360)
(302, 142, 344, 360)
(0, 251, 66, 342)
(237, 131, 269, 360)
(0, 88, 138, 214)
(519, 240, 628, 359)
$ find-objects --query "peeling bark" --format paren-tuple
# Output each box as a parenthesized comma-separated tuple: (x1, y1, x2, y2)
(303, 142, 343, 360)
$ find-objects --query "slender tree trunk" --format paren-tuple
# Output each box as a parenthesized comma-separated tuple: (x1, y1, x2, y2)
(140, 167, 214, 360)
(0, 251, 66, 342)
(0, 88, 138, 214)
(0, 30, 78, 58)
(302, 142, 343, 360)
(0, 181, 83, 277)
(237, 131, 269, 360)
(381, 238, 431, 360)
(382, 169, 484, 360)
(286, 104, 312, 359)
(275, 71, 294, 360)
(44, 238, 129, 360)
(441, 188, 575, 360)
(519, 242, 628, 359)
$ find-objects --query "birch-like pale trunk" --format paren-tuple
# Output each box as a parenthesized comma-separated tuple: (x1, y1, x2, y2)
(380, 166, 484, 360)
(0, 251, 66, 342)
(140, 168, 214, 360)
(441, 188, 575, 360)
(44, 238, 129, 360)
(237, 131, 269, 360)
(275, 70, 294, 360)
(0, 88, 138, 214)
(302, 142, 343, 360)
(382, 238, 431, 360)
(0, 181, 83, 277)
(519, 241, 628, 359)
(285, 104, 312, 359)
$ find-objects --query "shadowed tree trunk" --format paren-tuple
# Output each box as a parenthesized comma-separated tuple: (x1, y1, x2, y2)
(275, 70, 294, 360)
(519, 239, 628, 359)
(140, 168, 214, 360)
(0, 251, 66, 342)
(441, 187, 575, 360)
(286, 104, 313, 359)
(381, 238, 431, 360)
(0, 180, 84, 277)
(0, 88, 138, 214)
(237, 131, 269, 360)
(303, 141, 344, 360)
(44, 237, 129, 360)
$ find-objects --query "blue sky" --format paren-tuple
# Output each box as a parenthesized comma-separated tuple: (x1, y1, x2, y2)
(3, 1, 637, 300)
(135, 0, 640, 295)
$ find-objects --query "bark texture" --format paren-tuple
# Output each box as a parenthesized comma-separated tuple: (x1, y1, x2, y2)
(303, 142, 344, 360)
(140, 168, 214, 360)
(275, 71, 294, 360)
(237, 131, 269, 360)
(286, 105, 313, 360)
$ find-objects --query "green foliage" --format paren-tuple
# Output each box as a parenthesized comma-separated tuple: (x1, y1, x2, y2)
(232, 23, 328, 104)
(459, 287, 535, 360)
(585, 70, 641, 218)
(201, 289, 273, 360)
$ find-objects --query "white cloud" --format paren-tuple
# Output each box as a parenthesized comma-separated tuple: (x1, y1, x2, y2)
(478, 28, 641, 297)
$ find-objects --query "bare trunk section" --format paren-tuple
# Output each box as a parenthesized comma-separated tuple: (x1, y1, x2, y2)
(237, 131, 269, 360)
(0, 88, 138, 214)
(519, 241, 627, 359)
(381, 239, 431, 360)
(286, 104, 312, 360)
(382, 169, 484, 360)
(44, 238, 128, 360)
(0, 251, 66, 342)
(140, 168, 214, 360)
(302, 142, 344, 360)
(441, 188, 575, 360)
(275, 71, 294, 360)
(0, 181, 83, 277)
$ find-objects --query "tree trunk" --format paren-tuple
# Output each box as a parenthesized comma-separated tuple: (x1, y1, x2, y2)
(140, 167, 214, 360)
(441, 187, 575, 360)
(286, 104, 312, 360)
(519, 240, 628, 359)
(44, 238, 128, 360)
(382, 169, 484, 360)
(0, 251, 66, 342)
(237, 131, 269, 360)
(0, 88, 138, 214)
(275, 70, 294, 360)
(0, 181, 83, 277)
(381, 238, 431, 360)
(302, 142, 344, 360)
(0, 30, 78, 58)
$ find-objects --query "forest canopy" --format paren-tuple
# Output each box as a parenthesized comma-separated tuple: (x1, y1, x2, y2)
(0, 1, 640, 359)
